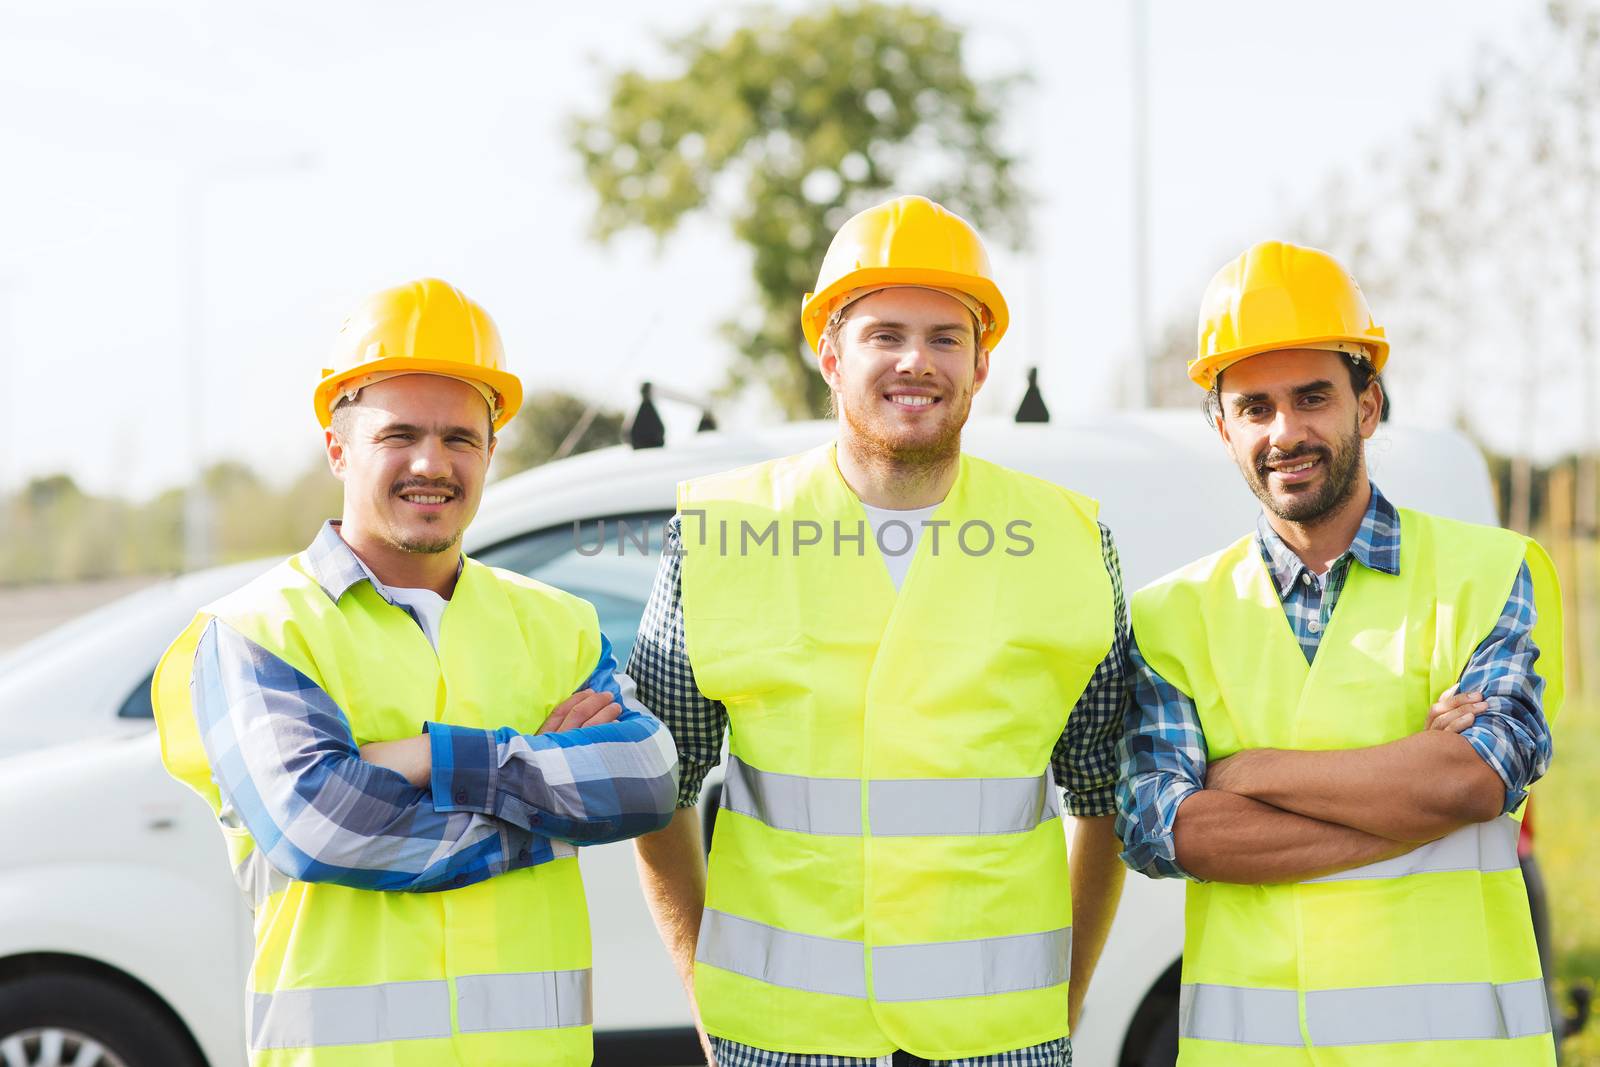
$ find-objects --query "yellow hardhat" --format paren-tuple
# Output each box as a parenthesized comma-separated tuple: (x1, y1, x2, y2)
(314, 278, 524, 431)
(1190, 241, 1389, 390)
(801, 194, 1010, 354)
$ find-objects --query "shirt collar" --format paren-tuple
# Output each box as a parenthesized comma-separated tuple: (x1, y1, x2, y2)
(302, 520, 462, 603)
(1254, 483, 1401, 598)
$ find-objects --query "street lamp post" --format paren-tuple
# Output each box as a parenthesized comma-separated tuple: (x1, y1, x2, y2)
(180, 152, 318, 572)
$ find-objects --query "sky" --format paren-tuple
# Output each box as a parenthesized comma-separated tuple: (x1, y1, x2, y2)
(0, 0, 1544, 497)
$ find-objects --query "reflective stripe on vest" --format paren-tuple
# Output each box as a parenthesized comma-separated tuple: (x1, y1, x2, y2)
(249, 971, 593, 1049)
(1179, 979, 1552, 1046)
(722, 756, 1061, 838)
(697, 909, 1070, 1002)
(1302, 815, 1520, 884)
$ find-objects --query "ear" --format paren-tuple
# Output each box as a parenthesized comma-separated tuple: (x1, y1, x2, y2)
(971, 346, 991, 393)
(817, 335, 844, 393)
(1357, 379, 1383, 439)
(486, 435, 498, 465)
(1211, 384, 1234, 451)
(325, 427, 348, 481)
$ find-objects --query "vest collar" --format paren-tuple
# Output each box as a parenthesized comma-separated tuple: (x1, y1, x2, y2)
(303, 520, 463, 604)
(1254, 483, 1401, 598)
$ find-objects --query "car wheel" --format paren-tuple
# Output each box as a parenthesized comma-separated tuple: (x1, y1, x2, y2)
(0, 972, 204, 1067)
(1137, 1005, 1179, 1067)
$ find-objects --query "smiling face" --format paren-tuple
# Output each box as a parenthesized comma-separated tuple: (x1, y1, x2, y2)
(1214, 348, 1382, 524)
(326, 373, 496, 557)
(817, 287, 990, 467)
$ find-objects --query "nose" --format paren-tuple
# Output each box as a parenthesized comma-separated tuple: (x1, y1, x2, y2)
(893, 340, 936, 376)
(1267, 407, 1310, 453)
(408, 436, 452, 480)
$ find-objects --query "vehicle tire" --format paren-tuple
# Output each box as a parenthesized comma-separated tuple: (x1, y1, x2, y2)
(1135, 996, 1179, 1067)
(0, 971, 205, 1067)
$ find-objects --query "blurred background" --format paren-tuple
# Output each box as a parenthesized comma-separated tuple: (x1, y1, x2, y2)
(1, 0, 1596, 1060)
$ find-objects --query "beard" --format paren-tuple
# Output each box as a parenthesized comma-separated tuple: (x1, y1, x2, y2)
(839, 378, 974, 469)
(390, 529, 460, 554)
(382, 478, 465, 555)
(1242, 420, 1365, 525)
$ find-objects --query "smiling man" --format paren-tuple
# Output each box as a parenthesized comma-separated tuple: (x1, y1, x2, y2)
(150, 278, 678, 1066)
(1116, 241, 1565, 1066)
(629, 195, 1130, 1067)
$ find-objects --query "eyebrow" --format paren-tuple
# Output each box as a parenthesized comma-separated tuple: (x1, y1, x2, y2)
(856, 319, 974, 336)
(375, 421, 485, 444)
(1230, 379, 1337, 413)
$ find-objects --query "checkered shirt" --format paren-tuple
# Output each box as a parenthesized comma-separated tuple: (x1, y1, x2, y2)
(709, 1036, 1070, 1067)
(188, 521, 678, 894)
(1115, 485, 1552, 879)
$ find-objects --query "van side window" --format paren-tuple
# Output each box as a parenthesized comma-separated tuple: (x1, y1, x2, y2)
(472, 511, 672, 667)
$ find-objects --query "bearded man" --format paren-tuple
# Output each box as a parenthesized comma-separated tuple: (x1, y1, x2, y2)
(1117, 241, 1564, 1066)
(627, 195, 1131, 1067)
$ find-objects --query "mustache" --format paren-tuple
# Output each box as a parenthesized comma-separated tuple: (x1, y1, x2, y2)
(1256, 445, 1329, 478)
(392, 478, 464, 498)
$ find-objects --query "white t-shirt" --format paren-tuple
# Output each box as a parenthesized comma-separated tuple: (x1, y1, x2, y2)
(353, 556, 449, 651)
(862, 502, 940, 592)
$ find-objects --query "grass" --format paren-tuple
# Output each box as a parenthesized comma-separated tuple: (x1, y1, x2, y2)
(1542, 695, 1599, 1064)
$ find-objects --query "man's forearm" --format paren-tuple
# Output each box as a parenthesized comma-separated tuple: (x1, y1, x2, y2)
(1173, 789, 1417, 884)
(635, 807, 713, 1063)
(1208, 732, 1505, 843)
(1068, 815, 1126, 1031)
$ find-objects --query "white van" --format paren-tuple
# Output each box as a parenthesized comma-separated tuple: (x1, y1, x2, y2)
(0, 411, 1536, 1067)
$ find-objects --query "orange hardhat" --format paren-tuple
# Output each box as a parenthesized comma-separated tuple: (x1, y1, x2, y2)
(1190, 241, 1389, 390)
(314, 278, 523, 430)
(801, 195, 1010, 354)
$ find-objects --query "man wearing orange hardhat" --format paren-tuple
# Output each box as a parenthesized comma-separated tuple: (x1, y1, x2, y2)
(629, 195, 1130, 1066)
(149, 278, 679, 1066)
(1117, 241, 1564, 1065)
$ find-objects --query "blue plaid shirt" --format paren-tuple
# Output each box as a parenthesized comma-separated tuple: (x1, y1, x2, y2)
(627, 512, 1128, 1067)
(1116, 485, 1552, 880)
(189, 521, 678, 895)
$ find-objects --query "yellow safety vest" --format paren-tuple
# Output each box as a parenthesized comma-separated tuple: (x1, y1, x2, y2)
(681, 443, 1114, 1059)
(152, 552, 602, 1067)
(1131, 507, 1565, 1067)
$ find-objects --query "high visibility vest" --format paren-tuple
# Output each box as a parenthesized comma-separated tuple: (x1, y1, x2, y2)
(1131, 507, 1565, 1067)
(152, 552, 603, 1067)
(680, 443, 1114, 1060)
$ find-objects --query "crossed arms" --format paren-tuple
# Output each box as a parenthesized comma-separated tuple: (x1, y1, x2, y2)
(1167, 698, 1504, 884)
(191, 619, 678, 893)
(1116, 564, 1551, 885)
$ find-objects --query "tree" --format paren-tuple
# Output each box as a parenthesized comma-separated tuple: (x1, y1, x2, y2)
(494, 391, 625, 478)
(571, 2, 1029, 417)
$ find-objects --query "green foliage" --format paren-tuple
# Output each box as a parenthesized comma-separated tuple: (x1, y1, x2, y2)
(0, 458, 342, 586)
(572, 2, 1028, 417)
(494, 391, 625, 478)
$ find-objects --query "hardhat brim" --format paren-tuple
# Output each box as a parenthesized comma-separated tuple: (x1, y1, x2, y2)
(801, 267, 1010, 354)
(314, 357, 524, 430)
(1188, 334, 1391, 390)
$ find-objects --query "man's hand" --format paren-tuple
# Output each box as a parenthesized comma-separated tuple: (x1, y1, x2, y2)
(359, 735, 431, 788)
(358, 689, 622, 790)
(540, 689, 622, 733)
(1425, 685, 1487, 733)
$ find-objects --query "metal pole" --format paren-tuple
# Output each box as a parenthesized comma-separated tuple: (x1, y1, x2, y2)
(1130, 0, 1152, 408)
(181, 173, 212, 572)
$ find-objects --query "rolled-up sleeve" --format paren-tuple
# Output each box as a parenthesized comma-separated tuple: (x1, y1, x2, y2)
(1456, 562, 1552, 814)
(1114, 633, 1207, 880)
(427, 633, 680, 844)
